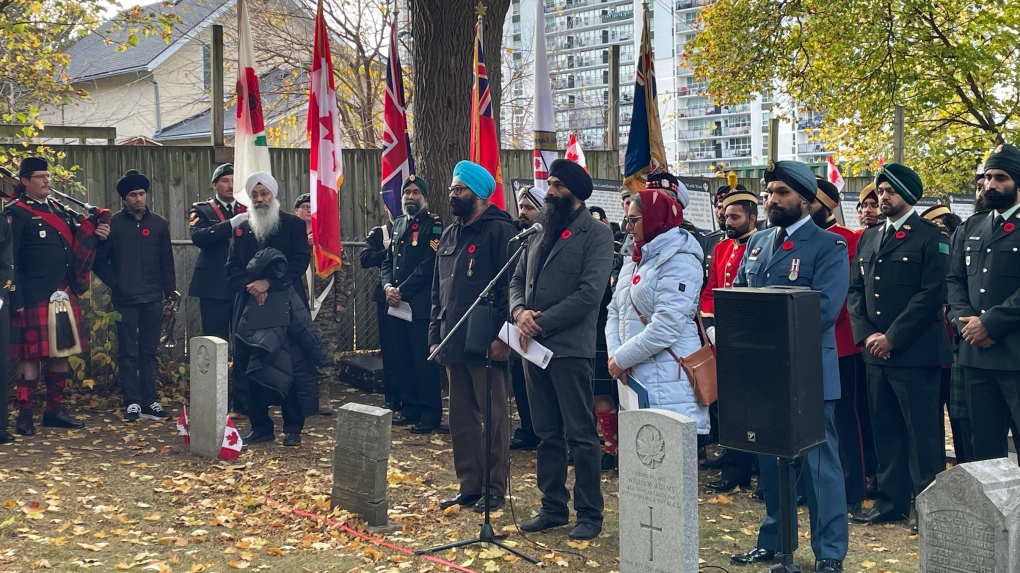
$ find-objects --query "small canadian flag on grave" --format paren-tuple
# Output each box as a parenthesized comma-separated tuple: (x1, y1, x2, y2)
(219, 417, 243, 460)
(177, 406, 189, 445)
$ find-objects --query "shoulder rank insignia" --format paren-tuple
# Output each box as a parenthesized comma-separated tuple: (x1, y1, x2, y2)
(903, 224, 912, 231)
(751, 246, 762, 256)
(430, 238, 439, 251)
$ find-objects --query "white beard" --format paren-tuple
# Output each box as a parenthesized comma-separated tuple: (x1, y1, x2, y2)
(249, 199, 281, 245)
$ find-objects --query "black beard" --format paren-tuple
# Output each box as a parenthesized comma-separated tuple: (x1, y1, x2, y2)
(982, 184, 1018, 211)
(450, 195, 477, 218)
(810, 208, 829, 227)
(539, 194, 575, 247)
(725, 223, 749, 238)
(767, 202, 804, 229)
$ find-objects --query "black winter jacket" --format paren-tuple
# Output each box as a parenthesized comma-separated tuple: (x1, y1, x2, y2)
(234, 248, 328, 412)
(94, 208, 176, 306)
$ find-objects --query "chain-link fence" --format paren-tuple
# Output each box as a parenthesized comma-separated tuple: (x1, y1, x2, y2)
(74, 242, 382, 386)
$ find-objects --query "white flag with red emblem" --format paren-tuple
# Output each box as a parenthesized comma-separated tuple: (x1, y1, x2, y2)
(233, 0, 272, 207)
(565, 133, 588, 173)
(177, 406, 189, 445)
(219, 417, 243, 460)
(826, 156, 845, 191)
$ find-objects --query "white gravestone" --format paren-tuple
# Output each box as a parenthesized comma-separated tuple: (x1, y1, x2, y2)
(189, 336, 228, 458)
(917, 458, 1020, 573)
(619, 408, 699, 573)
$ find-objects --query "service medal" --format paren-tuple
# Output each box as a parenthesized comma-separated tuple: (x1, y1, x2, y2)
(789, 258, 800, 281)
(412, 231, 418, 246)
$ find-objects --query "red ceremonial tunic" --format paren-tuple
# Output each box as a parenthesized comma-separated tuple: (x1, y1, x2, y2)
(700, 231, 754, 320)
(823, 218, 861, 357)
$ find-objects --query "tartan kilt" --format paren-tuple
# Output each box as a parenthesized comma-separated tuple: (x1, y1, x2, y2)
(10, 292, 89, 361)
(949, 359, 968, 420)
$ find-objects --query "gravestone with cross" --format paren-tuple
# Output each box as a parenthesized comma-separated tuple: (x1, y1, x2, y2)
(619, 408, 699, 573)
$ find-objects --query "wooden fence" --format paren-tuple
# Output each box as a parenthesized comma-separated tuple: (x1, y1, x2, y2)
(0, 145, 623, 241)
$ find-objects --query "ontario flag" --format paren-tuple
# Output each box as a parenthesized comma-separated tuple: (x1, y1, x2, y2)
(826, 156, 845, 191)
(470, 14, 504, 208)
(177, 406, 189, 445)
(219, 417, 243, 460)
(565, 133, 588, 173)
(623, 3, 666, 191)
(234, 0, 272, 206)
(308, 0, 343, 277)
(381, 16, 414, 219)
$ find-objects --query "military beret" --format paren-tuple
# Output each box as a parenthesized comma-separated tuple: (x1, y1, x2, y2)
(294, 193, 310, 208)
(876, 163, 923, 205)
(764, 160, 817, 203)
(211, 163, 233, 184)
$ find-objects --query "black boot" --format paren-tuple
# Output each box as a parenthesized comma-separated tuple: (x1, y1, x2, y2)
(15, 410, 34, 436)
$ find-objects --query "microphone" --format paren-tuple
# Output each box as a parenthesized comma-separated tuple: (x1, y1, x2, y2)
(509, 223, 543, 243)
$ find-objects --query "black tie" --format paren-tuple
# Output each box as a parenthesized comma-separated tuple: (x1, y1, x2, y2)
(223, 203, 233, 218)
(773, 228, 788, 254)
(995, 215, 1005, 230)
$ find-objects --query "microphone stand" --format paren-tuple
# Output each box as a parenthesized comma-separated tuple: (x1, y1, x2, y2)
(418, 238, 538, 564)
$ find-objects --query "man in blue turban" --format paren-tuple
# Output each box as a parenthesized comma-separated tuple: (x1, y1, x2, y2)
(430, 161, 518, 513)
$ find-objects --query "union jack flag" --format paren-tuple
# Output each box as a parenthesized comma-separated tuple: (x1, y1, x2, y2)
(380, 18, 414, 219)
(470, 15, 504, 208)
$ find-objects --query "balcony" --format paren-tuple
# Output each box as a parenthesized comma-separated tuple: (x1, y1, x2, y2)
(678, 125, 751, 139)
(675, 0, 716, 10)
(602, 10, 633, 23)
(676, 85, 709, 98)
(798, 143, 829, 155)
(678, 103, 752, 118)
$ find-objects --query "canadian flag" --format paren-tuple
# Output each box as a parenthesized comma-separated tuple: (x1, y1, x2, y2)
(826, 156, 845, 191)
(565, 133, 588, 173)
(219, 417, 243, 460)
(177, 406, 189, 445)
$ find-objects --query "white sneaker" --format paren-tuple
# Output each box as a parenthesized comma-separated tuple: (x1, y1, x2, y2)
(140, 402, 171, 420)
(124, 403, 141, 422)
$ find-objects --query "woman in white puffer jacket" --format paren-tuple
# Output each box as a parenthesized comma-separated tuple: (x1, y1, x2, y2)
(606, 188, 710, 434)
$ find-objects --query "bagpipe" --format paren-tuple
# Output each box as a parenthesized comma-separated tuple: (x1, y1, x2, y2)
(0, 165, 112, 294)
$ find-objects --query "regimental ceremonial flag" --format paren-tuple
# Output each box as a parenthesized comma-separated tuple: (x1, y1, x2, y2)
(177, 406, 189, 445)
(623, 3, 666, 192)
(309, 0, 343, 277)
(827, 156, 845, 191)
(565, 133, 588, 173)
(381, 16, 414, 219)
(532, 0, 557, 192)
(234, 0, 272, 207)
(470, 11, 505, 208)
(219, 417, 243, 460)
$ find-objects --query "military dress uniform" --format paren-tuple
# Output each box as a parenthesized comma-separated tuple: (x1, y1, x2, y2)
(702, 228, 726, 282)
(848, 211, 951, 522)
(188, 197, 245, 340)
(380, 209, 443, 431)
(4, 195, 90, 431)
(821, 216, 875, 508)
(731, 161, 849, 570)
(947, 203, 1020, 461)
(700, 226, 755, 489)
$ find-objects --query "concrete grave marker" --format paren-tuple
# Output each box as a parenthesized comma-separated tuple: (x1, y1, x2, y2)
(189, 336, 228, 458)
(331, 403, 393, 528)
(619, 408, 699, 573)
(917, 458, 1020, 573)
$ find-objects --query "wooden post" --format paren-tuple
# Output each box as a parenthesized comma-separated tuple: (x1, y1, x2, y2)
(893, 104, 904, 164)
(608, 45, 620, 153)
(211, 24, 225, 147)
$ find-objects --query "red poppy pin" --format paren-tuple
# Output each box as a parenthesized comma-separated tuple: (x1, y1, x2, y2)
(1005, 223, 1015, 233)
(142, 228, 150, 236)
(235, 229, 243, 237)
(633, 275, 641, 285)
(411, 223, 418, 230)
(467, 244, 476, 254)
(782, 241, 794, 251)
(895, 230, 907, 240)
(561, 230, 572, 239)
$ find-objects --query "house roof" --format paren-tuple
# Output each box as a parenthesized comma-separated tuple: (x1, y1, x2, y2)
(66, 0, 236, 82)
(153, 67, 307, 141)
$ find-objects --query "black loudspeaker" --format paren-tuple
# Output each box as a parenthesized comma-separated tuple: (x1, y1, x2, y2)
(714, 287, 824, 458)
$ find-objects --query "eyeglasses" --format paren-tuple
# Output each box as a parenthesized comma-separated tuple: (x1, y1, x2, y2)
(448, 185, 470, 195)
(624, 215, 642, 227)
(30, 173, 51, 180)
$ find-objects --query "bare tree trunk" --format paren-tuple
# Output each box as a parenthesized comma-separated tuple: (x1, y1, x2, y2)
(411, 0, 509, 224)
